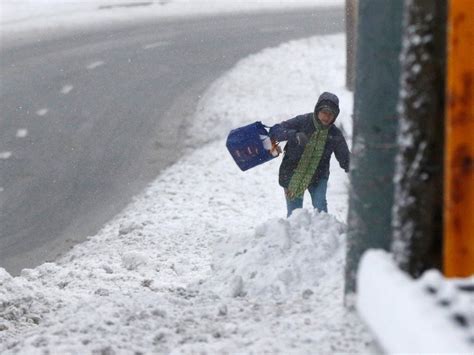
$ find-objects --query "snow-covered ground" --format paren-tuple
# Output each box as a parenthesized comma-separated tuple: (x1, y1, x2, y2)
(0, 33, 374, 353)
(0, 0, 379, 353)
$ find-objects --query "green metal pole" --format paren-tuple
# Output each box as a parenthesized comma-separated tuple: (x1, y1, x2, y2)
(345, 0, 404, 295)
(345, 0, 358, 91)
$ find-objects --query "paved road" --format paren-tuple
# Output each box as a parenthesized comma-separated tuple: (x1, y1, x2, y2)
(0, 8, 343, 274)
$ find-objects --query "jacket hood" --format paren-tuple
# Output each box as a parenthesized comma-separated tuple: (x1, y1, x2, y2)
(314, 92, 340, 122)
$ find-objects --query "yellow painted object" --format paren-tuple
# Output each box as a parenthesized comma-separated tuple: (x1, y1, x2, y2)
(444, 0, 474, 276)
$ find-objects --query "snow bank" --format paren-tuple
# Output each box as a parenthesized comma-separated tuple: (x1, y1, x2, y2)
(0, 140, 370, 354)
(357, 250, 474, 354)
(206, 209, 346, 300)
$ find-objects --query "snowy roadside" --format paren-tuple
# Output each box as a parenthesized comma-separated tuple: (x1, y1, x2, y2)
(1, 0, 342, 41)
(0, 33, 374, 353)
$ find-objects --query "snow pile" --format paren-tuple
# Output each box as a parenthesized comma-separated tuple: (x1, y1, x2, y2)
(0, 268, 52, 337)
(357, 250, 474, 354)
(207, 209, 346, 300)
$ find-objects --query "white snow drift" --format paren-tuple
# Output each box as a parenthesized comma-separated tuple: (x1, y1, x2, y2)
(358, 250, 474, 354)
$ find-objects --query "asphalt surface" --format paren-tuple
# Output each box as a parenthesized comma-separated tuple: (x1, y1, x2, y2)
(0, 8, 344, 275)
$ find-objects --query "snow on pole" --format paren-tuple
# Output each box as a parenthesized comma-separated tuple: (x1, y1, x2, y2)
(391, 0, 446, 277)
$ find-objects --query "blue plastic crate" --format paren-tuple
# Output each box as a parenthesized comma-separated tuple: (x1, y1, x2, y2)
(226, 121, 277, 171)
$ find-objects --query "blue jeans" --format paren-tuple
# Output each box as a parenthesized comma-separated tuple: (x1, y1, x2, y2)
(285, 178, 328, 217)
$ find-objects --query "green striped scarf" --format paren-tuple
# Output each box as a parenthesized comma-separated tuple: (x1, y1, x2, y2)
(287, 115, 329, 199)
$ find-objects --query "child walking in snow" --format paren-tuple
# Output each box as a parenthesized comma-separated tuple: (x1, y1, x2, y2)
(269, 92, 350, 217)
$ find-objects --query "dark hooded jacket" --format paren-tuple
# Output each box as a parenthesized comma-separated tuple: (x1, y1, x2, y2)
(269, 92, 350, 188)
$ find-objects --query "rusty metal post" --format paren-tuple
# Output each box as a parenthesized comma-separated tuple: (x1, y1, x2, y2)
(444, 0, 474, 277)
